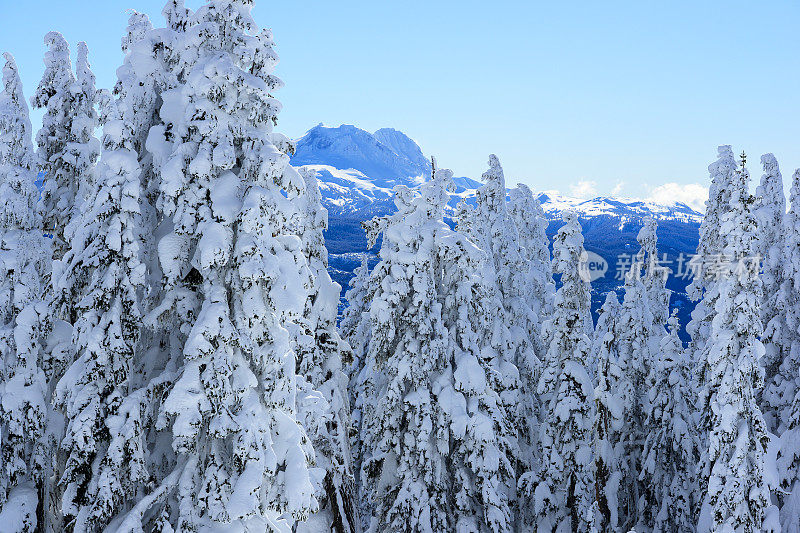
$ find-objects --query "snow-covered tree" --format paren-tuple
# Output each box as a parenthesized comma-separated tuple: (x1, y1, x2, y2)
(755, 155, 792, 430)
(639, 312, 699, 532)
(508, 183, 555, 334)
(340, 254, 373, 499)
(32, 35, 100, 265)
(528, 210, 594, 532)
(637, 217, 670, 325)
(591, 292, 625, 532)
(118, 2, 321, 530)
(0, 52, 50, 533)
(697, 155, 771, 533)
(358, 165, 518, 532)
(456, 156, 540, 491)
(609, 216, 669, 530)
(162, 0, 193, 32)
(341, 254, 371, 377)
(687, 146, 738, 365)
(773, 169, 800, 531)
(293, 168, 358, 533)
(50, 75, 150, 531)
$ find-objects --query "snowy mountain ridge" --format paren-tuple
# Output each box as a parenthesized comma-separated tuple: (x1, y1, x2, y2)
(291, 124, 704, 223)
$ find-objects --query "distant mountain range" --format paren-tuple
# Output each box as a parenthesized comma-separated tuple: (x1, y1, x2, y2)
(291, 124, 702, 338)
(292, 124, 702, 223)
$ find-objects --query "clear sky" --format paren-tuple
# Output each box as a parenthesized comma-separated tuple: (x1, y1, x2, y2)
(1, 1, 799, 209)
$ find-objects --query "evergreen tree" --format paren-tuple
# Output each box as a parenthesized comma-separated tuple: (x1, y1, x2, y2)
(773, 169, 800, 531)
(358, 166, 518, 532)
(687, 146, 738, 367)
(755, 154, 791, 430)
(32, 35, 100, 264)
(697, 154, 770, 532)
(591, 292, 625, 532)
(507, 183, 555, 336)
(340, 253, 373, 508)
(0, 52, 49, 533)
(341, 254, 372, 377)
(50, 74, 149, 531)
(456, 156, 539, 496)
(639, 312, 699, 532)
(637, 217, 670, 325)
(117, 2, 321, 529)
(529, 211, 594, 532)
(613, 217, 668, 530)
(294, 168, 358, 533)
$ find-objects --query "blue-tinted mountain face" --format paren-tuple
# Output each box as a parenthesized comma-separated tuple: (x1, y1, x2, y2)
(292, 124, 430, 186)
(293, 124, 701, 340)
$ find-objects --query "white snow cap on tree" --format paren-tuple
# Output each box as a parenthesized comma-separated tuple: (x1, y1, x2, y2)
(0, 52, 49, 533)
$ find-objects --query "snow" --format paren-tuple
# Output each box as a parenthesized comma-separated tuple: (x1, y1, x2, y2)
(0, 485, 38, 533)
(0, 2, 795, 532)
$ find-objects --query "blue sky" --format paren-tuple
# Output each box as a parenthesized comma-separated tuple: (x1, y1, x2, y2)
(1, 1, 799, 208)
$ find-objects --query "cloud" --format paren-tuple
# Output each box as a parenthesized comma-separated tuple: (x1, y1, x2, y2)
(612, 181, 625, 196)
(570, 180, 597, 198)
(646, 182, 708, 212)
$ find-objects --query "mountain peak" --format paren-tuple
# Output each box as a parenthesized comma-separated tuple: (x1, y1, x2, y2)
(292, 124, 430, 185)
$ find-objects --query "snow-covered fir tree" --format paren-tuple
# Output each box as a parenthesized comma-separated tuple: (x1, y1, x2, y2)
(340, 253, 373, 503)
(341, 254, 371, 377)
(47, 41, 102, 321)
(639, 311, 699, 532)
(637, 217, 670, 325)
(755, 154, 792, 430)
(50, 76, 150, 531)
(121, 2, 324, 530)
(697, 154, 771, 533)
(293, 168, 358, 532)
(112, 12, 161, 296)
(773, 168, 800, 531)
(612, 216, 668, 530)
(507, 183, 555, 337)
(32, 35, 100, 266)
(591, 292, 625, 532)
(0, 52, 50, 533)
(456, 156, 540, 497)
(527, 210, 594, 532)
(358, 165, 518, 532)
(687, 146, 738, 367)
